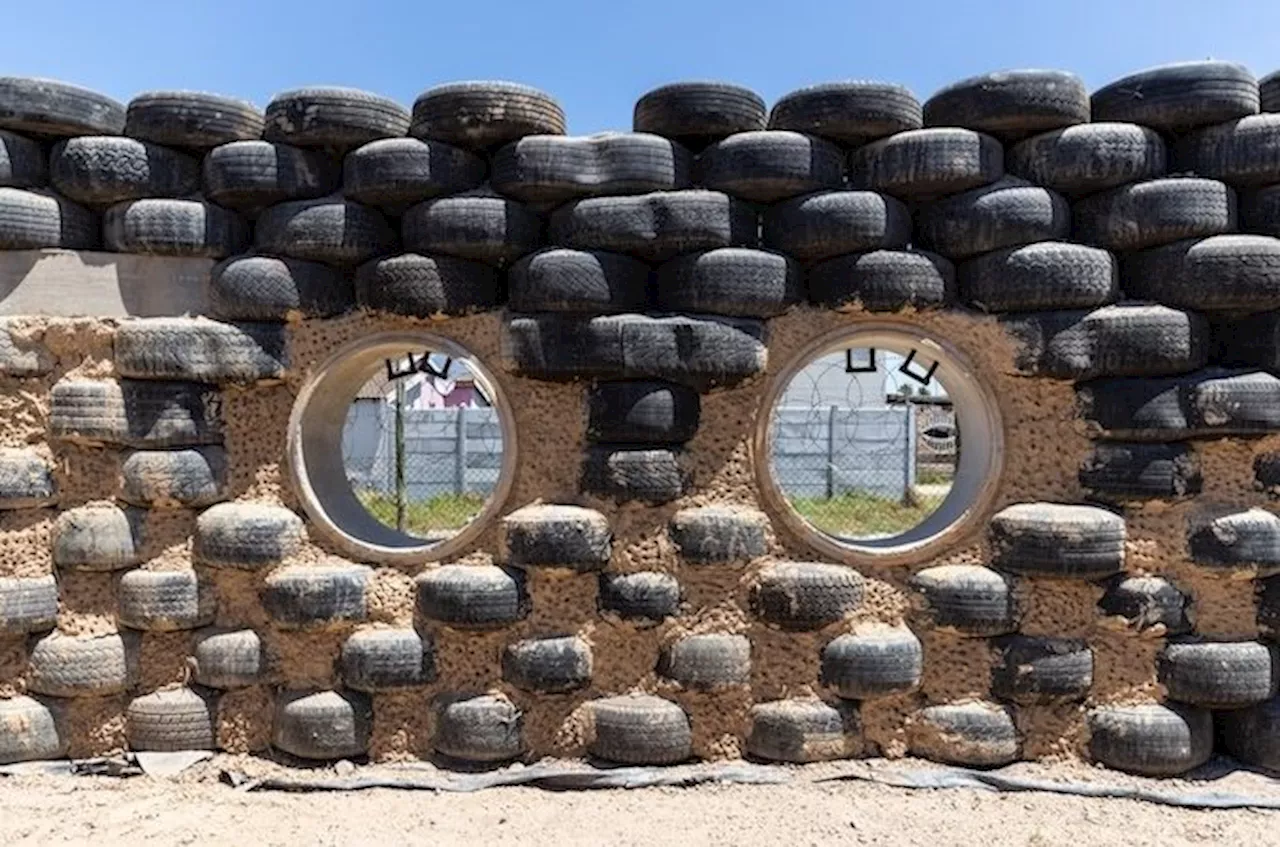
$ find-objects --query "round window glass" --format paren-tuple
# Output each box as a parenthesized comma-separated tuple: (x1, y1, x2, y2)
(759, 324, 1002, 564)
(288, 332, 515, 564)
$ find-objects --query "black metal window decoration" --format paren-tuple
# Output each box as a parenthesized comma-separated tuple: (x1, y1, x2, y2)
(897, 349, 939, 387)
(845, 347, 877, 373)
(385, 351, 454, 382)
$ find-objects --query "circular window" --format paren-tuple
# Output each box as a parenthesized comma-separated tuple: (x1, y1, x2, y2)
(757, 323, 1003, 565)
(288, 331, 516, 564)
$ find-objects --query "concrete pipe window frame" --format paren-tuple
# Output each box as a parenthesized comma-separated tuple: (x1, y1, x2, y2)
(755, 322, 1005, 567)
(287, 331, 517, 565)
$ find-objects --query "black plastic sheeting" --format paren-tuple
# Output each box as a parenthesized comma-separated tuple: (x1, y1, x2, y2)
(7, 754, 1280, 811)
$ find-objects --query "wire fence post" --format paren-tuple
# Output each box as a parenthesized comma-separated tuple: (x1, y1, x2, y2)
(826, 404, 838, 498)
(394, 380, 406, 532)
(905, 401, 917, 503)
(455, 406, 468, 495)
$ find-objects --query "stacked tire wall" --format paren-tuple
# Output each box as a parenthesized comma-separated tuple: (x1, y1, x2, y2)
(1, 65, 1280, 773)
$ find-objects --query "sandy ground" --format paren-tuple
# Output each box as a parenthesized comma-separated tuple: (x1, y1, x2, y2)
(2, 758, 1279, 846)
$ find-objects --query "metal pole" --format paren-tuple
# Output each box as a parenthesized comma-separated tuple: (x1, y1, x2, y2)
(827, 405, 838, 499)
(395, 379, 406, 532)
(905, 401, 917, 504)
(455, 406, 468, 495)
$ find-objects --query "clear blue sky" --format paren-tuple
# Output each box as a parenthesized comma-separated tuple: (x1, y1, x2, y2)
(9, 0, 1280, 135)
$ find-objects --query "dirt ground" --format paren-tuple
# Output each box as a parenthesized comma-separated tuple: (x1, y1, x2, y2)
(2, 758, 1278, 846)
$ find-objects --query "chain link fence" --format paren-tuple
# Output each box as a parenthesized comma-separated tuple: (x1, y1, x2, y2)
(340, 352, 505, 541)
(770, 347, 958, 540)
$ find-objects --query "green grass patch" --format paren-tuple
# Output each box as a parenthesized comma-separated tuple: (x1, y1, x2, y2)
(356, 489, 487, 536)
(788, 490, 946, 538)
(916, 467, 955, 485)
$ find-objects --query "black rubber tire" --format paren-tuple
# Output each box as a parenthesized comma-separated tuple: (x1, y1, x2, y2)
(550, 190, 756, 263)
(768, 81, 922, 147)
(1073, 178, 1237, 252)
(750, 562, 864, 630)
(264, 87, 409, 150)
(255, 196, 396, 266)
(341, 628, 435, 691)
(0, 77, 125, 137)
(1078, 369, 1280, 440)
(989, 503, 1125, 578)
(355, 252, 500, 317)
(958, 241, 1117, 313)
(1173, 113, 1280, 187)
(1087, 703, 1212, 776)
(848, 128, 1003, 200)
(201, 141, 340, 211)
(507, 248, 649, 314)
(917, 177, 1070, 260)
(582, 447, 686, 504)
(658, 633, 751, 689)
(262, 564, 371, 630)
(746, 699, 859, 763)
(1091, 61, 1259, 132)
(1159, 640, 1276, 708)
(433, 694, 524, 763)
(1262, 577, 1280, 636)
(696, 130, 844, 203)
(0, 447, 55, 508)
(209, 255, 353, 320)
(1122, 235, 1280, 313)
(586, 380, 700, 445)
(126, 687, 216, 752)
(191, 628, 263, 689)
(401, 190, 542, 266)
(0, 575, 57, 636)
(0, 187, 97, 249)
(1098, 575, 1192, 635)
(923, 69, 1089, 140)
(505, 313, 767, 391)
(103, 198, 249, 258)
(909, 702, 1019, 767)
(492, 133, 693, 206)
(114, 318, 287, 384)
(343, 138, 485, 210)
(50, 136, 198, 205)
(125, 91, 264, 149)
(273, 689, 372, 760)
(598, 571, 681, 623)
(820, 627, 923, 699)
(49, 378, 222, 448)
(762, 190, 909, 263)
(1241, 184, 1280, 238)
(991, 636, 1093, 705)
(1003, 304, 1208, 380)
(1256, 451, 1280, 497)
(1265, 71, 1280, 113)
(416, 565, 528, 628)
(1079, 442, 1201, 500)
(501, 635, 592, 693)
(194, 502, 306, 570)
(807, 248, 954, 312)
(669, 505, 767, 564)
(589, 695, 691, 765)
(411, 82, 566, 152)
(633, 82, 766, 149)
(1188, 508, 1280, 574)
(118, 569, 215, 632)
(654, 247, 801, 318)
(908, 565, 1015, 636)
(52, 504, 143, 572)
(1006, 123, 1167, 198)
(0, 696, 66, 764)
(28, 632, 134, 697)
(0, 319, 50, 377)
(0, 129, 46, 188)
(1220, 697, 1280, 771)
(500, 504, 611, 571)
